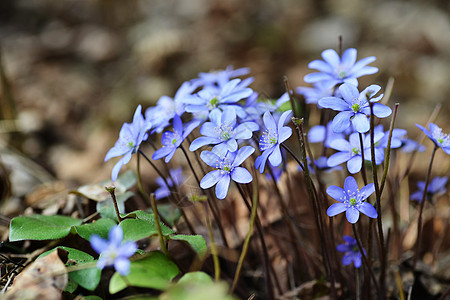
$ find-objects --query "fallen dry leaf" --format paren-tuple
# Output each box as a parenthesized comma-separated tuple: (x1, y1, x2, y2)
(4, 248, 68, 300)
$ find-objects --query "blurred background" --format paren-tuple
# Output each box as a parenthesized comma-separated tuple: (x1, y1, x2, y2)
(0, 0, 449, 186)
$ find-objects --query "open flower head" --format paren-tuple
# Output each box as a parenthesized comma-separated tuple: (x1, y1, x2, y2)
(154, 167, 186, 200)
(90, 225, 137, 276)
(181, 78, 253, 118)
(152, 115, 199, 163)
(105, 105, 152, 181)
(410, 176, 448, 202)
(337, 236, 364, 268)
(319, 83, 391, 133)
(327, 131, 385, 174)
(255, 110, 292, 173)
(416, 123, 450, 154)
(200, 146, 254, 199)
(326, 176, 378, 223)
(189, 106, 258, 155)
(304, 48, 378, 89)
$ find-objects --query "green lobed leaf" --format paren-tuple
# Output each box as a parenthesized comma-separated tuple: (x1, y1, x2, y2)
(160, 280, 237, 300)
(109, 251, 179, 294)
(121, 210, 175, 240)
(177, 272, 213, 285)
(39, 246, 101, 291)
(75, 218, 116, 241)
(169, 234, 207, 259)
(115, 169, 137, 190)
(9, 215, 81, 241)
(156, 204, 182, 228)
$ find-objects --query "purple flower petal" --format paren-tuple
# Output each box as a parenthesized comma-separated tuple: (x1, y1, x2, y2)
(318, 97, 348, 111)
(231, 167, 253, 183)
(215, 174, 231, 199)
(347, 156, 362, 174)
(268, 144, 282, 167)
(346, 208, 360, 223)
(327, 203, 347, 217)
(359, 183, 375, 200)
(372, 103, 392, 118)
(359, 202, 378, 218)
(351, 113, 370, 133)
(327, 152, 351, 167)
(344, 176, 358, 192)
(332, 111, 353, 133)
(326, 185, 346, 202)
(233, 146, 255, 167)
(200, 170, 224, 189)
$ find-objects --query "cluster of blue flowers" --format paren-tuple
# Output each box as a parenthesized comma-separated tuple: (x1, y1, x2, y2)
(100, 47, 448, 273)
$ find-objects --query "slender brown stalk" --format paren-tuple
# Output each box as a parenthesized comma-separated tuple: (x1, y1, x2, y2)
(413, 145, 438, 270)
(150, 193, 169, 256)
(105, 186, 123, 223)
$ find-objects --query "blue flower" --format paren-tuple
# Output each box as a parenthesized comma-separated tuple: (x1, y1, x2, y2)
(337, 236, 364, 268)
(242, 92, 290, 126)
(415, 123, 450, 154)
(181, 78, 253, 118)
(154, 167, 186, 200)
(319, 83, 392, 133)
(327, 131, 385, 174)
(410, 176, 448, 202)
(255, 110, 293, 173)
(105, 105, 152, 181)
(307, 122, 345, 148)
(295, 81, 334, 106)
(304, 48, 378, 89)
(200, 146, 254, 199)
(326, 176, 378, 223)
(400, 138, 426, 153)
(152, 115, 199, 163)
(373, 125, 407, 149)
(192, 66, 251, 89)
(90, 225, 138, 276)
(189, 107, 259, 155)
(145, 81, 195, 133)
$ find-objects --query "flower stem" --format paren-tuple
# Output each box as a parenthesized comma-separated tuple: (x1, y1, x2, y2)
(358, 133, 368, 185)
(236, 184, 277, 300)
(352, 224, 381, 297)
(105, 186, 123, 223)
(150, 193, 169, 256)
(413, 145, 438, 270)
(380, 103, 400, 194)
(231, 182, 259, 293)
(369, 101, 386, 298)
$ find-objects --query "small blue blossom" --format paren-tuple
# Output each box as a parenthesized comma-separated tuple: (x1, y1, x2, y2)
(200, 146, 254, 199)
(410, 176, 448, 202)
(242, 92, 290, 126)
(304, 48, 378, 89)
(192, 66, 251, 89)
(189, 106, 259, 155)
(154, 167, 186, 200)
(326, 176, 378, 223)
(90, 225, 138, 276)
(319, 83, 392, 133)
(373, 125, 407, 149)
(181, 78, 253, 118)
(105, 105, 152, 181)
(295, 81, 334, 107)
(145, 81, 195, 133)
(255, 110, 293, 174)
(327, 131, 385, 174)
(308, 122, 345, 148)
(337, 236, 364, 268)
(416, 123, 450, 154)
(152, 115, 199, 163)
(400, 137, 426, 153)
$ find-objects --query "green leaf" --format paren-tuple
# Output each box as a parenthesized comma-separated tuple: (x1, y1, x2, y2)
(169, 234, 207, 259)
(177, 272, 212, 285)
(39, 246, 101, 291)
(83, 297, 103, 300)
(116, 170, 137, 190)
(96, 191, 134, 220)
(120, 210, 174, 241)
(75, 218, 116, 241)
(65, 278, 78, 293)
(156, 204, 181, 227)
(161, 280, 237, 300)
(9, 215, 81, 241)
(109, 251, 179, 294)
